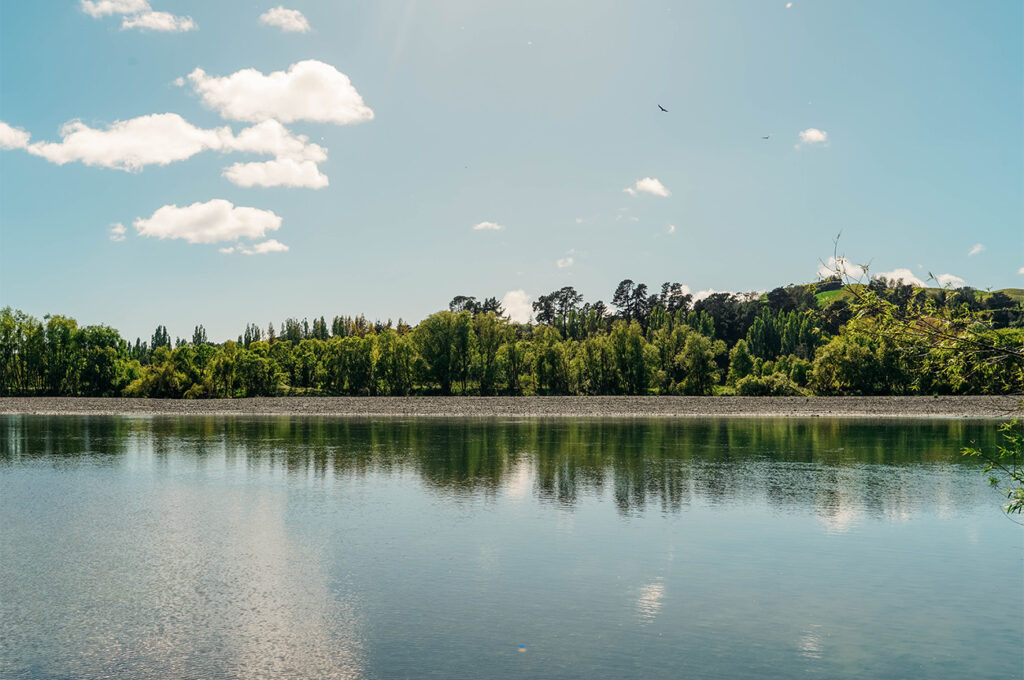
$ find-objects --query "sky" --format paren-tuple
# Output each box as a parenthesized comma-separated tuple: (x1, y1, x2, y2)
(0, 0, 1021, 341)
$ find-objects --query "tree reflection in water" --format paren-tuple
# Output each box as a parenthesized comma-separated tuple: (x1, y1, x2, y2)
(1, 415, 993, 522)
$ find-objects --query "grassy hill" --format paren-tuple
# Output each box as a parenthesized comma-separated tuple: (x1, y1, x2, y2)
(813, 285, 1024, 308)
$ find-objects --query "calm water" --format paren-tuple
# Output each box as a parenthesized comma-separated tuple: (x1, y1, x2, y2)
(1, 416, 1020, 680)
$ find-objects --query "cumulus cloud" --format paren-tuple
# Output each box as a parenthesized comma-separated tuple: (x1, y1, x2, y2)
(693, 289, 727, 303)
(2, 115, 330, 188)
(22, 114, 231, 171)
(968, 243, 984, 256)
(109, 222, 127, 242)
(473, 221, 504, 231)
(259, 6, 311, 33)
(624, 177, 670, 197)
(242, 239, 289, 255)
(223, 159, 328, 189)
(81, 0, 195, 32)
(936, 273, 966, 288)
(0, 121, 30, 150)
(816, 256, 866, 280)
(873, 268, 925, 287)
(134, 199, 282, 244)
(228, 119, 327, 162)
(186, 60, 374, 125)
(796, 128, 828, 148)
(502, 290, 532, 323)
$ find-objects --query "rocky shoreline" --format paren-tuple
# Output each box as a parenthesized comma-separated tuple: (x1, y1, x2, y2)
(0, 395, 1018, 418)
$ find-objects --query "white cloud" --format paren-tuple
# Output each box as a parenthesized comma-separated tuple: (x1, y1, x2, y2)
(0, 121, 30, 150)
(556, 249, 575, 268)
(80, 0, 148, 17)
(109, 222, 126, 242)
(219, 246, 235, 254)
(259, 6, 311, 33)
(624, 177, 670, 197)
(23, 114, 232, 171)
(241, 239, 289, 255)
(134, 199, 282, 244)
(936, 273, 966, 288)
(796, 128, 828, 148)
(693, 289, 726, 302)
(223, 159, 328, 189)
(873, 268, 925, 287)
(122, 11, 195, 31)
(81, 1, 195, 32)
(473, 221, 504, 231)
(5, 115, 330, 187)
(502, 290, 532, 323)
(1019, 267, 1024, 275)
(227, 119, 327, 161)
(967, 243, 984, 256)
(817, 256, 866, 280)
(186, 60, 374, 125)
(665, 224, 676, 234)
(221, 120, 329, 188)
(786, 2, 793, 7)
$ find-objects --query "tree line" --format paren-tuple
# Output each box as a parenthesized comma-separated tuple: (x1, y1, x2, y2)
(1, 277, 1021, 398)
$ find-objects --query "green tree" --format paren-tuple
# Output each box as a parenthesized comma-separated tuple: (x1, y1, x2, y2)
(677, 333, 724, 395)
(727, 339, 754, 386)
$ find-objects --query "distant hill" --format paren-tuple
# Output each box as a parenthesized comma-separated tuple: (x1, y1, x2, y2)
(813, 285, 1024, 308)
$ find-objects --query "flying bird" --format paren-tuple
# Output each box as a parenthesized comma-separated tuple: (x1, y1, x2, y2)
(658, 104, 668, 112)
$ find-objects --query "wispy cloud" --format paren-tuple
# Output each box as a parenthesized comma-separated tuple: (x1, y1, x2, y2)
(968, 243, 984, 256)
(624, 177, 670, 197)
(109, 222, 126, 242)
(665, 224, 676, 235)
(556, 248, 575, 268)
(80, 1, 195, 32)
(473, 221, 504, 231)
(241, 239, 289, 255)
(121, 10, 195, 31)
(259, 6, 311, 33)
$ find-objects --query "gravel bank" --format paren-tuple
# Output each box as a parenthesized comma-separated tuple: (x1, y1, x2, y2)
(0, 396, 1017, 418)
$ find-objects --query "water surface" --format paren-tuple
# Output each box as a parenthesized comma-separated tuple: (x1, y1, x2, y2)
(1, 417, 1020, 679)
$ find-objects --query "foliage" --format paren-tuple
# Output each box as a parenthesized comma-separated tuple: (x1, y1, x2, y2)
(735, 372, 803, 396)
(0, 272, 1020, 399)
(962, 419, 1024, 516)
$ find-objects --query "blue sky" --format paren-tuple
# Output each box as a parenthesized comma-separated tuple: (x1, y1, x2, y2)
(1, 0, 1021, 341)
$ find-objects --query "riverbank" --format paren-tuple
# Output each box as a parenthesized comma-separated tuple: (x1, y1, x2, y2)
(0, 396, 1017, 418)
